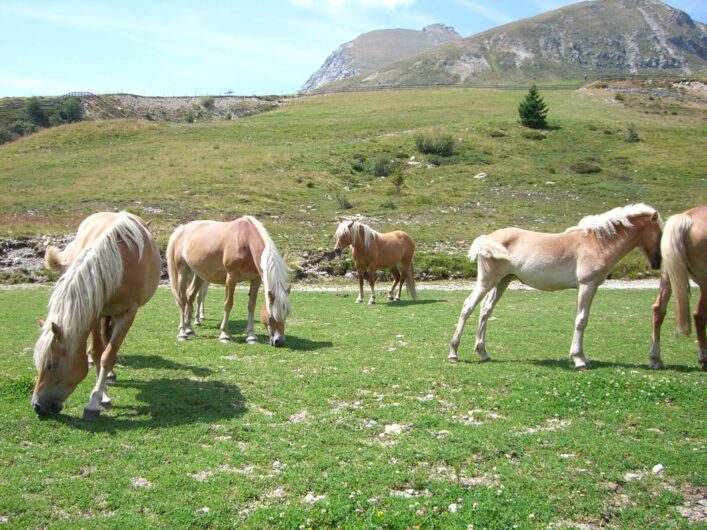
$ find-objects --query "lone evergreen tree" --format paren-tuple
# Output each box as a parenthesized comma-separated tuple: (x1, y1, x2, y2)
(518, 84, 548, 129)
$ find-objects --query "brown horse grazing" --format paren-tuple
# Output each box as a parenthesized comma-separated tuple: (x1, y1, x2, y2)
(166, 216, 292, 346)
(334, 220, 417, 304)
(32, 212, 161, 419)
(649, 206, 707, 370)
(449, 204, 663, 369)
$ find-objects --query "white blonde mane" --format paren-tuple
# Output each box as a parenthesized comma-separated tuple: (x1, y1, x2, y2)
(335, 220, 379, 250)
(34, 212, 145, 370)
(567, 203, 661, 239)
(246, 216, 292, 323)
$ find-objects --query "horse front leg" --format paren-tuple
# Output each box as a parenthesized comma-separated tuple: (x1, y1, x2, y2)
(356, 267, 365, 303)
(449, 281, 496, 362)
(219, 273, 237, 343)
(89, 319, 112, 407)
(367, 266, 377, 305)
(388, 267, 400, 301)
(694, 291, 707, 370)
(569, 282, 598, 370)
(245, 280, 261, 344)
(649, 275, 671, 369)
(475, 276, 512, 362)
(83, 307, 138, 420)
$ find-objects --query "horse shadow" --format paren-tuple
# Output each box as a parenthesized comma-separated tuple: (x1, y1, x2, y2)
(385, 299, 443, 308)
(52, 354, 247, 433)
(528, 358, 703, 373)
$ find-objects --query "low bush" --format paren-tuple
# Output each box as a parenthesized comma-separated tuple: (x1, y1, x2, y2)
(569, 161, 602, 174)
(414, 131, 455, 156)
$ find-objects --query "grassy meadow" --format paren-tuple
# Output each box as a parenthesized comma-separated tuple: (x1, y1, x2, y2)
(0, 285, 705, 528)
(0, 87, 705, 279)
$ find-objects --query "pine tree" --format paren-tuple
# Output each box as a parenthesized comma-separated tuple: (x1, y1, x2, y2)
(518, 85, 548, 129)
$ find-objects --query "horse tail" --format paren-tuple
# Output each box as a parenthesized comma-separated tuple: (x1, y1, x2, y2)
(469, 235, 512, 277)
(44, 245, 65, 272)
(405, 260, 418, 300)
(166, 227, 182, 306)
(662, 213, 693, 336)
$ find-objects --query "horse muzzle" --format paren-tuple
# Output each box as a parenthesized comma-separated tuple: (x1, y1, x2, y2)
(334, 247, 342, 259)
(269, 334, 285, 347)
(31, 398, 63, 417)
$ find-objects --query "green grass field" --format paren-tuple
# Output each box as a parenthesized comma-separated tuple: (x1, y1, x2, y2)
(0, 285, 704, 529)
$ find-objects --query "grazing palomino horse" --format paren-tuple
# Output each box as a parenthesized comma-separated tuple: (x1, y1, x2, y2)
(166, 216, 292, 346)
(334, 220, 417, 304)
(449, 204, 663, 369)
(649, 206, 707, 370)
(32, 211, 161, 419)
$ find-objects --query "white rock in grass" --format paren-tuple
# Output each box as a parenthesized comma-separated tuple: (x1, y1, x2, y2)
(131, 477, 152, 489)
(624, 472, 643, 482)
(473, 172, 487, 179)
(303, 492, 326, 504)
(652, 464, 665, 474)
(448, 503, 459, 513)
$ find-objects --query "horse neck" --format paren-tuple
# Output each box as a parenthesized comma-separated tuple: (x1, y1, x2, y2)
(597, 219, 645, 265)
(351, 225, 375, 257)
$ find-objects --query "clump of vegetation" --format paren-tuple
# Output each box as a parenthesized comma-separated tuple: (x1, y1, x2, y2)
(414, 131, 455, 156)
(201, 96, 215, 110)
(184, 111, 195, 123)
(369, 154, 396, 177)
(569, 161, 602, 174)
(615, 92, 625, 101)
(391, 170, 405, 194)
(350, 153, 366, 173)
(518, 84, 548, 129)
(624, 123, 640, 143)
(336, 193, 354, 210)
(26, 97, 50, 127)
(489, 129, 506, 138)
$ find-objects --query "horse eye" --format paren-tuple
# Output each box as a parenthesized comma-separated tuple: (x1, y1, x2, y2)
(46, 360, 59, 370)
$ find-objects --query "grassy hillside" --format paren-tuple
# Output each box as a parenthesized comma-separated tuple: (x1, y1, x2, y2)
(0, 86, 705, 277)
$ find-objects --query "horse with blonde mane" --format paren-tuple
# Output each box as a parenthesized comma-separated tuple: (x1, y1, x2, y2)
(32, 211, 161, 419)
(649, 206, 707, 370)
(449, 204, 663, 369)
(334, 219, 417, 304)
(166, 216, 292, 346)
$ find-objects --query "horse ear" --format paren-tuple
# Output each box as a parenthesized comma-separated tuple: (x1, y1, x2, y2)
(38, 319, 45, 328)
(51, 322, 62, 339)
(268, 290, 275, 303)
(651, 211, 659, 223)
(285, 286, 291, 296)
(347, 220, 355, 228)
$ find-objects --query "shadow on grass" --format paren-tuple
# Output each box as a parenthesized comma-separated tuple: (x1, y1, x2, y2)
(118, 354, 213, 377)
(284, 334, 333, 352)
(55, 377, 246, 433)
(384, 299, 444, 307)
(528, 358, 703, 373)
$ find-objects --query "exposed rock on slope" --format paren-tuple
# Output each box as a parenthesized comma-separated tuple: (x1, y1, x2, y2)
(301, 24, 460, 93)
(325, 0, 707, 90)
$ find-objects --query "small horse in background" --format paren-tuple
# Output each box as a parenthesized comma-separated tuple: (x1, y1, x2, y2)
(649, 206, 707, 370)
(167, 216, 291, 346)
(334, 220, 417, 304)
(449, 204, 663, 369)
(32, 211, 161, 419)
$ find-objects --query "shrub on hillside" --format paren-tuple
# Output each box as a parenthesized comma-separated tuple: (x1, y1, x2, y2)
(26, 97, 49, 127)
(518, 84, 548, 129)
(201, 96, 215, 109)
(569, 161, 602, 174)
(369, 154, 396, 177)
(624, 123, 640, 143)
(414, 131, 455, 156)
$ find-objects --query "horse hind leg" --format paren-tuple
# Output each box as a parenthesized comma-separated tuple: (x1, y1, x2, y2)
(694, 290, 707, 370)
(218, 273, 237, 343)
(184, 275, 205, 338)
(175, 268, 195, 341)
(648, 276, 671, 369)
(474, 275, 512, 362)
(356, 267, 365, 304)
(388, 268, 401, 301)
(367, 266, 377, 305)
(449, 281, 499, 362)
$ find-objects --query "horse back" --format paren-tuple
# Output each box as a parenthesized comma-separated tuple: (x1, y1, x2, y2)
(376, 230, 414, 268)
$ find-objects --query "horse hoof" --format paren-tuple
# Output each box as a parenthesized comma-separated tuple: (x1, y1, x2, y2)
(100, 400, 112, 410)
(177, 334, 189, 342)
(186, 330, 196, 337)
(479, 355, 492, 363)
(246, 337, 258, 345)
(574, 364, 588, 372)
(368, 300, 376, 305)
(355, 299, 363, 304)
(106, 372, 117, 383)
(82, 408, 101, 421)
(219, 337, 231, 344)
(649, 361, 665, 370)
(447, 356, 458, 364)
(394, 297, 401, 302)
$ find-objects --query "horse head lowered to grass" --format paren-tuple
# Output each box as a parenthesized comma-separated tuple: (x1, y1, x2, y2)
(449, 203, 663, 369)
(32, 211, 161, 419)
(166, 216, 291, 346)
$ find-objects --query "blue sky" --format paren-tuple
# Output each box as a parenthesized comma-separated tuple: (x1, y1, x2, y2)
(1, 0, 704, 97)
